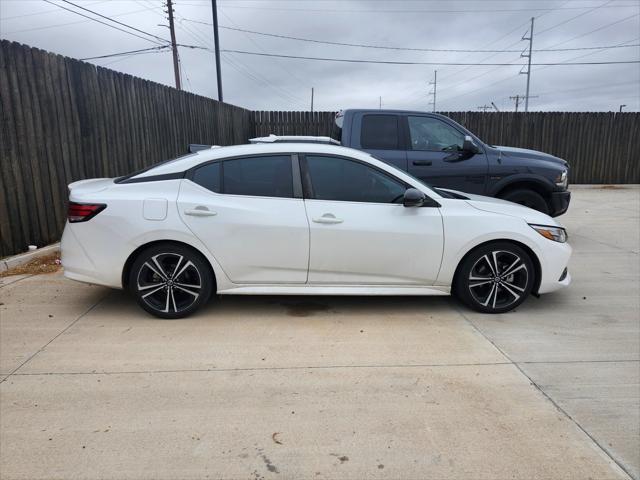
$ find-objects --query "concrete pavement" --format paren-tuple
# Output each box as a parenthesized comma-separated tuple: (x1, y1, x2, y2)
(1, 186, 638, 479)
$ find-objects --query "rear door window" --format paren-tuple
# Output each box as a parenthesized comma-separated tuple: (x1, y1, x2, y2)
(191, 155, 294, 198)
(223, 155, 293, 198)
(360, 115, 399, 150)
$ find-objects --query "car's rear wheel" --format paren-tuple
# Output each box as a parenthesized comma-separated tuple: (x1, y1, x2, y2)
(129, 244, 213, 319)
(454, 242, 535, 314)
(499, 188, 550, 215)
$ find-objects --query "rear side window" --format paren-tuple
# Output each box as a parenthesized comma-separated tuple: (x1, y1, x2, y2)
(192, 163, 221, 193)
(360, 115, 399, 150)
(191, 155, 294, 198)
(224, 155, 293, 198)
(306, 155, 406, 203)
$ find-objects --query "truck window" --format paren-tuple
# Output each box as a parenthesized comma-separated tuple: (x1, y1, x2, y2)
(361, 115, 399, 150)
(408, 116, 465, 152)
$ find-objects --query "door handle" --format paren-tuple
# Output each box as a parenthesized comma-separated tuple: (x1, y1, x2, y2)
(412, 160, 432, 166)
(312, 214, 343, 224)
(184, 207, 217, 217)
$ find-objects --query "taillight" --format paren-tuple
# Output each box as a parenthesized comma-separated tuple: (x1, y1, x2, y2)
(67, 202, 106, 223)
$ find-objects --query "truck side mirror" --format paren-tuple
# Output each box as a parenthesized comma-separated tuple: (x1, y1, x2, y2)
(462, 135, 480, 154)
(403, 188, 426, 207)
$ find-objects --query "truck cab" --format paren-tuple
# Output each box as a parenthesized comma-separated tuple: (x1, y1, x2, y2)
(335, 109, 571, 216)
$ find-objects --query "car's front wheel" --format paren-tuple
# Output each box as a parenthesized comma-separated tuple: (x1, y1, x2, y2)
(454, 242, 535, 314)
(129, 244, 213, 319)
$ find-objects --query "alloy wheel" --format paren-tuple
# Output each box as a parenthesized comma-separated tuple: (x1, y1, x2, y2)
(467, 250, 529, 310)
(136, 253, 202, 315)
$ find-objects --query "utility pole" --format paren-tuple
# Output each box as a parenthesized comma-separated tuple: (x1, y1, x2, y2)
(510, 94, 538, 112)
(379, 96, 382, 109)
(310, 87, 314, 112)
(166, 0, 181, 90)
(477, 105, 492, 112)
(520, 17, 534, 112)
(510, 94, 521, 112)
(428, 70, 437, 112)
(619, 104, 627, 112)
(491, 102, 500, 112)
(211, 0, 223, 101)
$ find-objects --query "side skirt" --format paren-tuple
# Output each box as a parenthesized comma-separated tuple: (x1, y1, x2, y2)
(216, 285, 451, 296)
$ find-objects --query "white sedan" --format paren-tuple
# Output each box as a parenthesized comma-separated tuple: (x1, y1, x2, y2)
(61, 141, 571, 318)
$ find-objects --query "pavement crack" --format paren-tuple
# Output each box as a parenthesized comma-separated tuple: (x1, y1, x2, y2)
(455, 305, 637, 480)
(0, 274, 34, 289)
(8, 361, 515, 377)
(0, 292, 109, 384)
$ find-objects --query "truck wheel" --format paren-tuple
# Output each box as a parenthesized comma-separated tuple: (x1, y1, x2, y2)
(499, 189, 549, 215)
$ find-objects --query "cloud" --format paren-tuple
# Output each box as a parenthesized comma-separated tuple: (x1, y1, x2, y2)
(1, 0, 638, 111)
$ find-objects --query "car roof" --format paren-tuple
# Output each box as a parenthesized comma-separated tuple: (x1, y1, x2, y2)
(129, 142, 444, 200)
(342, 108, 449, 118)
(133, 142, 373, 178)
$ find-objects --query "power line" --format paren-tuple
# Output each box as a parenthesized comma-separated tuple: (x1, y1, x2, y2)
(58, 0, 169, 44)
(539, 13, 640, 50)
(435, 14, 640, 105)
(214, 49, 640, 66)
(533, 80, 639, 97)
(221, 53, 307, 109)
(535, 0, 614, 36)
(100, 48, 169, 67)
(215, 8, 309, 97)
(205, 3, 640, 14)
(3, 6, 161, 35)
(0, 1, 107, 21)
(180, 19, 639, 53)
(41, 0, 168, 45)
(80, 46, 170, 61)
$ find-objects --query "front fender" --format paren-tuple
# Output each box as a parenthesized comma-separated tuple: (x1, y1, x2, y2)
(488, 173, 555, 197)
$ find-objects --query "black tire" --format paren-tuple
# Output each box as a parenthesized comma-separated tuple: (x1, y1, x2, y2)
(499, 188, 550, 215)
(129, 243, 214, 319)
(454, 241, 535, 314)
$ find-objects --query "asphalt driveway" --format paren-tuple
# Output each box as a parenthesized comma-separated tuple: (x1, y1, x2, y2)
(1, 186, 638, 479)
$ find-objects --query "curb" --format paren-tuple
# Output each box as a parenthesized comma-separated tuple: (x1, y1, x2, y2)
(0, 243, 60, 273)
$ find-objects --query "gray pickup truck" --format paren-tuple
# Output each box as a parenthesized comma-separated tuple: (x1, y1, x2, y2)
(332, 109, 571, 216)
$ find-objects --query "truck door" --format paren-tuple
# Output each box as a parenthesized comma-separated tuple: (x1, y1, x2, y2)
(349, 113, 407, 171)
(405, 115, 488, 194)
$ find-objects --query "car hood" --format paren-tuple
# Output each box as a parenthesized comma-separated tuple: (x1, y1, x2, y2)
(494, 145, 568, 167)
(440, 188, 561, 226)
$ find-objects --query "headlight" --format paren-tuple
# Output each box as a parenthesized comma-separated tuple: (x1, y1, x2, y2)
(555, 170, 568, 188)
(529, 224, 567, 243)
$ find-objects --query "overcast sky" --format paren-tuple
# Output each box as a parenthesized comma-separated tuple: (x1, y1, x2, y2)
(1, 0, 639, 112)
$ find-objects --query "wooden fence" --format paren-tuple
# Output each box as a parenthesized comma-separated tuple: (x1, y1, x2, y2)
(1, 39, 639, 257)
(0, 40, 253, 257)
(253, 110, 339, 138)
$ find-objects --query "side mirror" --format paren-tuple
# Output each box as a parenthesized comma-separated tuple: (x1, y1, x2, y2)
(462, 135, 480, 154)
(403, 188, 426, 207)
